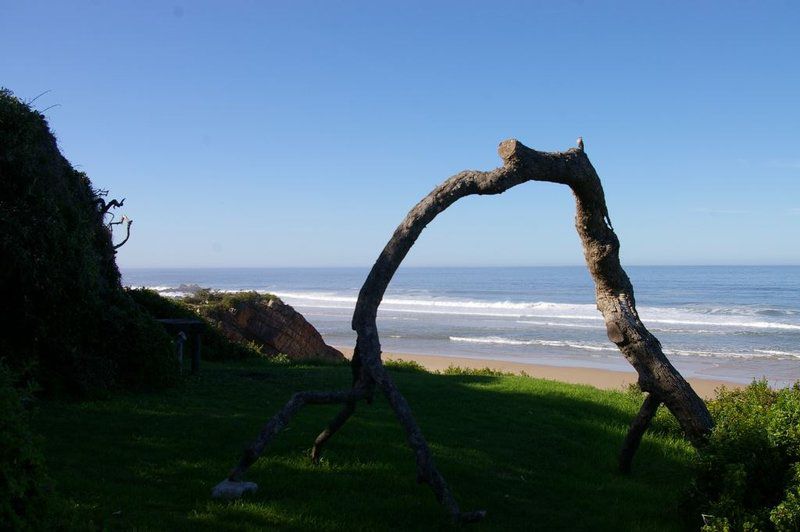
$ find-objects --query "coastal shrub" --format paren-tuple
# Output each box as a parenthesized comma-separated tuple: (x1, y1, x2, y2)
(0, 89, 176, 395)
(269, 353, 293, 365)
(685, 380, 800, 531)
(384, 358, 428, 373)
(182, 289, 280, 313)
(127, 288, 259, 360)
(441, 365, 513, 377)
(0, 362, 52, 530)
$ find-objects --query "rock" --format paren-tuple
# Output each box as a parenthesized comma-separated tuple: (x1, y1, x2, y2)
(211, 296, 345, 363)
(211, 480, 258, 499)
(175, 283, 204, 295)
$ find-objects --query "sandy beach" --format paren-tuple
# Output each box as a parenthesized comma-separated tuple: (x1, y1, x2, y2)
(337, 347, 740, 399)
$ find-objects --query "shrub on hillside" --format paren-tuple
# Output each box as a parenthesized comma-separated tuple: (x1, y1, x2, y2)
(182, 288, 279, 311)
(685, 381, 800, 531)
(384, 359, 427, 373)
(0, 89, 176, 395)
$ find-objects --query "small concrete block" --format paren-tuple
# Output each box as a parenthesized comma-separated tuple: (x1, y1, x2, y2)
(211, 480, 258, 499)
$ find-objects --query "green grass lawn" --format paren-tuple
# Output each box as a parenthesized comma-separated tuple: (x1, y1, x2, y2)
(33, 358, 695, 531)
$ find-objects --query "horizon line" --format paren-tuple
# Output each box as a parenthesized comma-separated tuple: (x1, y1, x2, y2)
(120, 263, 800, 269)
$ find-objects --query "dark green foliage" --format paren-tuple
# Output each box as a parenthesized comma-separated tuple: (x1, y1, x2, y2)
(441, 365, 514, 377)
(0, 89, 176, 395)
(127, 288, 259, 360)
(0, 363, 52, 530)
(182, 288, 279, 312)
(685, 381, 800, 531)
(181, 290, 280, 349)
(383, 358, 428, 373)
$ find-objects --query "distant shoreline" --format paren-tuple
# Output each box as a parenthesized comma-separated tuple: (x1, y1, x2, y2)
(336, 347, 740, 399)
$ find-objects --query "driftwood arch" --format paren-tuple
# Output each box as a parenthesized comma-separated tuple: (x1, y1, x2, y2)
(215, 139, 714, 522)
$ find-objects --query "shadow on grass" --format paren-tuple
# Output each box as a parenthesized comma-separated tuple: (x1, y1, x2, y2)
(34, 360, 694, 531)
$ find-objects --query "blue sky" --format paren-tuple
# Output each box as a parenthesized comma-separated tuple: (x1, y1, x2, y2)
(3, 1, 799, 267)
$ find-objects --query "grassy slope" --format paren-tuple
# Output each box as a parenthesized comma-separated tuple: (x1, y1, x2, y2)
(33, 359, 693, 531)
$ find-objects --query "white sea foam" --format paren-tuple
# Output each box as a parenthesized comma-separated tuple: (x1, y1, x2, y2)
(650, 328, 723, 334)
(449, 336, 618, 352)
(156, 290, 192, 298)
(133, 283, 800, 366)
(640, 318, 800, 331)
(272, 290, 800, 331)
(753, 349, 800, 358)
(141, 286, 800, 332)
(142, 286, 800, 333)
(144, 285, 176, 291)
(516, 320, 604, 329)
(449, 336, 800, 360)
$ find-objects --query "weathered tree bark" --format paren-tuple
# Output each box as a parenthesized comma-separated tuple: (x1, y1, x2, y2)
(618, 393, 662, 474)
(112, 217, 132, 249)
(216, 139, 713, 522)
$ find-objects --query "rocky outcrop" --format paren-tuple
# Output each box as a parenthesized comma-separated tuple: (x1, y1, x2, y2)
(210, 296, 345, 363)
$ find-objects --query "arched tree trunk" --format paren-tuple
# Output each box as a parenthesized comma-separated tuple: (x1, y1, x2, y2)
(215, 139, 713, 522)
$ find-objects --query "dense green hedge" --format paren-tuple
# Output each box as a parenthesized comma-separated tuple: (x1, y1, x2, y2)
(0, 363, 52, 530)
(0, 89, 176, 396)
(686, 381, 800, 531)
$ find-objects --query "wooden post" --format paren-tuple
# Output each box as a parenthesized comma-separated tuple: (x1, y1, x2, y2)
(176, 331, 187, 374)
(156, 319, 203, 375)
(192, 332, 201, 375)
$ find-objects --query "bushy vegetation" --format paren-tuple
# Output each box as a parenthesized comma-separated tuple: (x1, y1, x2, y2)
(126, 288, 266, 360)
(383, 358, 428, 373)
(0, 363, 52, 530)
(182, 288, 279, 312)
(442, 365, 516, 377)
(685, 381, 800, 531)
(0, 89, 176, 395)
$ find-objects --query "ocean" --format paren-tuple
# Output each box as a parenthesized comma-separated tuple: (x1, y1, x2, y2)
(122, 266, 800, 387)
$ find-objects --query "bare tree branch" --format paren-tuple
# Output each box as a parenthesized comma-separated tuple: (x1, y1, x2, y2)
(26, 89, 52, 106)
(112, 217, 132, 249)
(101, 197, 125, 216)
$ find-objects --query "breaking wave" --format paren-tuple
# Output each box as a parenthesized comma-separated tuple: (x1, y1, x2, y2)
(449, 336, 800, 360)
(269, 291, 800, 331)
(141, 287, 800, 332)
(449, 336, 618, 352)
